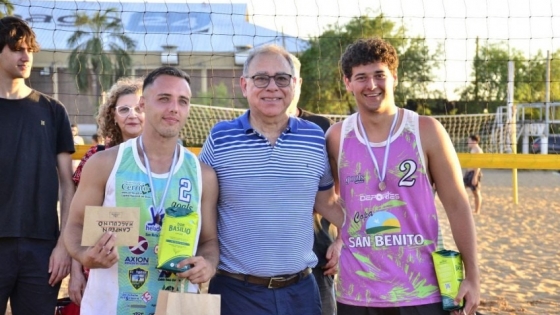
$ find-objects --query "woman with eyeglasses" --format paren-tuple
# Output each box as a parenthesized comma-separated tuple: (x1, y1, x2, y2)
(71, 77, 144, 185)
(66, 77, 144, 309)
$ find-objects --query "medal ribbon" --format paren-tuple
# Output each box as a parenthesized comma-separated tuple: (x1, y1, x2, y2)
(358, 110, 399, 190)
(139, 136, 178, 216)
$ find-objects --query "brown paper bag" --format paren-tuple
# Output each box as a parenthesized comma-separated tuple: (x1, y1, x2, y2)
(155, 281, 220, 315)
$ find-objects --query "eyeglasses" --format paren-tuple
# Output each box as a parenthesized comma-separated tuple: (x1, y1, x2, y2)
(115, 105, 142, 117)
(246, 74, 293, 88)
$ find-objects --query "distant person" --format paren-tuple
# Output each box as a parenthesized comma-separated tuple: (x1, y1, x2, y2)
(71, 124, 85, 171)
(199, 44, 345, 315)
(287, 53, 339, 315)
(64, 66, 219, 314)
(68, 78, 145, 307)
(464, 134, 483, 214)
(91, 134, 104, 146)
(0, 16, 74, 315)
(71, 123, 85, 145)
(327, 37, 479, 315)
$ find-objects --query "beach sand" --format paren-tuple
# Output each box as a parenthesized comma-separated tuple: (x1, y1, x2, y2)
(6, 169, 560, 315)
(437, 169, 560, 315)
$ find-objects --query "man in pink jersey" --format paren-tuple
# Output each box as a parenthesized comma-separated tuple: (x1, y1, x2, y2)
(326, 37, 479, 315)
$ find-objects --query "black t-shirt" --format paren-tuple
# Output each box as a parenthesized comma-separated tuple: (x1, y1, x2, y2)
(0, 91, 75, 240)
(298, 108, 335, 268)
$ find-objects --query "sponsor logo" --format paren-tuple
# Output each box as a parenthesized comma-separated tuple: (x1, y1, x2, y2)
(145, 205, 164, 233)
(141, 291, 153, 303)
(127, 12, 211, 34)
(158, 269, 173, 281)
(121, 181, 151, 198)
(129, 268, 148, 290)
(170, 201, 193, 212)
(349, 211, 424, 248)
(345, 173, 365, 184)
(129, 236, 149, 255)
(124, 256, 150, 266)
(120, 292, 140, 302)
(359, 192, 400, 202)
(349, 234, 425, 248)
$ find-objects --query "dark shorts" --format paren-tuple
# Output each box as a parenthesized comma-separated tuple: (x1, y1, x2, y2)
(312, 267, 336, 315)
(0, 237, 61, 315)
(463, 170, 482, 191)
(337, 302, 450, 315)
(209, 270, 321, 315)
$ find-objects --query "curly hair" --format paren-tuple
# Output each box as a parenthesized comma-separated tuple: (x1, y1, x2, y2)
(96, 77, 143, 146)
(340, 37, 399, 80)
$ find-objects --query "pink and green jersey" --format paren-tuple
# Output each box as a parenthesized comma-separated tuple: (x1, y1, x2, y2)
(81, 138, 202, 315)
(336, 109, 443, 307)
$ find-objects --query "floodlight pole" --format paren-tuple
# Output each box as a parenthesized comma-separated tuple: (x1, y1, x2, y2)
(507, 61, 518, 205)
(542, 51, 551, 154)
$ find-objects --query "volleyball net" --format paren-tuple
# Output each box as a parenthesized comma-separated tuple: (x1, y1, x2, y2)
(6, 0, 560, 167)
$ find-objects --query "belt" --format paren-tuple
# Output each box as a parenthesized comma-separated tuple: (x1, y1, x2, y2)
(216, 268, 312, 289)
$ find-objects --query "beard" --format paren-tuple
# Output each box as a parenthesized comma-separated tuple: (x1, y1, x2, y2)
(157, 126, 181, 139)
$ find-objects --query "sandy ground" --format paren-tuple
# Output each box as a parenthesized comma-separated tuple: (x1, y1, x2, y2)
(437, 169, 560, 315)
(6, 169, 560, 315)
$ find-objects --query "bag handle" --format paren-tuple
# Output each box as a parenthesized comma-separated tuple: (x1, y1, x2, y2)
(173, 278, 201, 294)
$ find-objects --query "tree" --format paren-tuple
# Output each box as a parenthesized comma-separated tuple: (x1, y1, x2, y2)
(458, 41, 527, 104)
(193, 83, 233, 107)
(0, 0, 13, 17)
(517, 50, 560, 104)
(298, 14, 443, 115)
(457, 40, 560, 118)
(67, 8, 136, 106)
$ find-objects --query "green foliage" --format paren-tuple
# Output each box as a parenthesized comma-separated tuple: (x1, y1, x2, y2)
(396, 37, 444, 105)
(192, 83, 234, 107)
(458, 40, 560, 107)
(298, 14, 443, 115)
(458, 41, 526, 103)
(0, 0, 13, 18)
(67, 8, 136, 105)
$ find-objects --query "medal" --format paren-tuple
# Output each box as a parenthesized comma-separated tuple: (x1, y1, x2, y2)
(379, 181, 386, 191)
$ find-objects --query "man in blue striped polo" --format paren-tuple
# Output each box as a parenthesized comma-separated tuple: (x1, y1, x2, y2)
(199, 44, 345, 315)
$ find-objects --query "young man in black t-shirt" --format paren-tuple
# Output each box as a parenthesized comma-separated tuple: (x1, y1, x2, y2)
(0, 16, 75, 315)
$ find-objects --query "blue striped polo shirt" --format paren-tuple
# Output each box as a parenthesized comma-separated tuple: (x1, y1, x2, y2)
(199, 110, 333, 277)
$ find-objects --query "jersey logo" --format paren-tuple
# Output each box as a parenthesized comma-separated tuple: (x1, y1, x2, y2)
(349, 211, 425, 248)
(129, 236, 149, 255)
(145, 206, 164, 233)
(129, 267, 148, 290)
(345, 173, 365, 184)
(366, 211, 400, 234)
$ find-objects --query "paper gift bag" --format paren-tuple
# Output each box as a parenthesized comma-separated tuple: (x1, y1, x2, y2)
(155, 281, 220, 315)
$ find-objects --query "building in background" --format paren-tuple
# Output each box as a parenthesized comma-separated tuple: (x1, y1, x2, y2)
(14, 0, 308, 134)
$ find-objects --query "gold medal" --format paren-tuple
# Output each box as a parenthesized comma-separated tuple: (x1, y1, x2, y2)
(379, 181, 386, 191)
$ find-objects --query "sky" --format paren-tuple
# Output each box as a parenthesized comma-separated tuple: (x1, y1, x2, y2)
(80, 0, 560, 100)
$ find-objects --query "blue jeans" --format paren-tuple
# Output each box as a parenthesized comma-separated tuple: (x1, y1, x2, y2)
(209, 271, 321, 315)
(0, 238, 61, 315)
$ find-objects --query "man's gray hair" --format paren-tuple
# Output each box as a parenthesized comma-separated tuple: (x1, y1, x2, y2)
(243, 44, 295, 76)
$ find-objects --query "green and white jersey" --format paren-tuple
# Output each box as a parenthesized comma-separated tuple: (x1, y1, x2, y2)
(81, 138, 202, 315)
